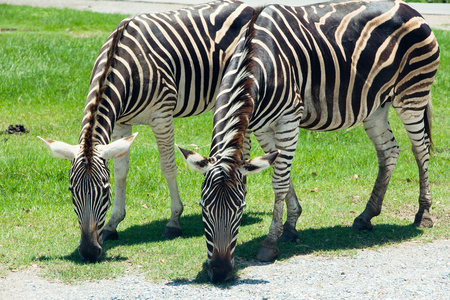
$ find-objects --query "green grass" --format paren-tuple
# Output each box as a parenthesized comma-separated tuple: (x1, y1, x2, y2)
(0, 4, 449, 284)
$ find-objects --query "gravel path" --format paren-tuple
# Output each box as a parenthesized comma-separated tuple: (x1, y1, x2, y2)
(1, 240, 449, 299)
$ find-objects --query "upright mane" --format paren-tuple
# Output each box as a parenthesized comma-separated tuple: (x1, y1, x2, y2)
(82, 20, 130, 168)
(210, 7, 264, 182)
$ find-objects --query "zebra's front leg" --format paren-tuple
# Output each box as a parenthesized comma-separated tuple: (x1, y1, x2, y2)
(257, 175, 299, 260)
(353, 104, 399, 231)
(103, 124, 133, 241)
(151, 115, 184, 238)
(242, 130, 252, 186)
(254, 118, 300, 261)
(256, 190, 285, 261)
(278, 179, 302, 242)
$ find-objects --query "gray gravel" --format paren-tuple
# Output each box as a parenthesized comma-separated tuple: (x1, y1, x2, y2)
(1, 240, 449, 299)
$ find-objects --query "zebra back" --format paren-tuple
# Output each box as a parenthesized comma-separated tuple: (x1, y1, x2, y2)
(80, 0, 255, 161)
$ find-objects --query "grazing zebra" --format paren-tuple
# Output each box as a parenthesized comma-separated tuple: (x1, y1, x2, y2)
(38, 0, 255, 262)
(179, 0, 440, 282)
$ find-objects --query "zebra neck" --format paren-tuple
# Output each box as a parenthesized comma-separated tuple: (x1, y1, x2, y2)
(209, 10, 260, 163)
(79, 120, 113, 147)
(78, 92, 119, 148)
(210, 75, 256, 170)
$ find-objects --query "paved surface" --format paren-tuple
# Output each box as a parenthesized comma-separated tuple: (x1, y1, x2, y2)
(1, 0, 449, 30)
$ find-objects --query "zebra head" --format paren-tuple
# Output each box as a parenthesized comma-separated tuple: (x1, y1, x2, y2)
(38, 133, 138, 262)
(178, 146, 278, 282)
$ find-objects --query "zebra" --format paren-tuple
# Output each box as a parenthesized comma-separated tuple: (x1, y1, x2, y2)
(38, 0, 255, 262)
(179, 0, 440, 282)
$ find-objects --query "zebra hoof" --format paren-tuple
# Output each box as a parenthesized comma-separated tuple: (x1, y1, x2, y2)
(352, 216, 373, 231)
(278, 227, 299, 243)
(256, 244, 279, 262)
(162, 226, 182, 239)
(414, 210, 434, 228)
(103, 229, 119, 241)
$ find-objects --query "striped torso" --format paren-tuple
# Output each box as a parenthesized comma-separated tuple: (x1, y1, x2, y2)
(240, 0, 438, 132)
(81, 0, 254, 144)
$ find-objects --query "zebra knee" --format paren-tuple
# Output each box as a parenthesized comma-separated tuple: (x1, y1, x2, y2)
(160, 163, 178, 182)
(107, 205, 127, 228)
(377, 145, 400, 167)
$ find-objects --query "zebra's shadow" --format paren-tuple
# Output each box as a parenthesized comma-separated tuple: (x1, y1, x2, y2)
(35, 212, 266, 265)
(101, 212, 265, 249)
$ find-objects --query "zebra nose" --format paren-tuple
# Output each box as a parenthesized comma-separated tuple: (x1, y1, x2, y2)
(207, 255, 234, 283)
(78, 219, 102, 262)
(78, 241, 102, 262)
(78, 226, 102, 262)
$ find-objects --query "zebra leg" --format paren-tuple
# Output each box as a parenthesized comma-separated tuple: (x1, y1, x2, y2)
(242, 130, 252, 186)
(353, 103, 400, 231)
(395, 101, 433, 228)
(103, 124, 133, 241)
(151, 115, 184, 238)
(278, 179, 301, 242)
(254, 118, 300, 261)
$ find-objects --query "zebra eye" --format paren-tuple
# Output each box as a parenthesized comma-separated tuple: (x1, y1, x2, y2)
(241, 200, 246, 209)
(68, 185, 73, 192)
(199, 199, 205, 208)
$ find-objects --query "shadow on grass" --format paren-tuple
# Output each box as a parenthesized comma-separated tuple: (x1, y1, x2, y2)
(102, 212, 264, 250)
(182, 222, 423, 286)
(35, 249, 129, 265)
(237, 223, 424, 260)
(34, 213, 423, 286)
(34, 212, 265, 265)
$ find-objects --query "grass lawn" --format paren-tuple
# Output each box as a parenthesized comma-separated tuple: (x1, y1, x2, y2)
(0, 4, 449, 284)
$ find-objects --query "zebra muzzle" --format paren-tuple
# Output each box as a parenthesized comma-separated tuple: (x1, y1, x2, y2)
(207, 247, 234, 283)
(78, 222, 102, 262)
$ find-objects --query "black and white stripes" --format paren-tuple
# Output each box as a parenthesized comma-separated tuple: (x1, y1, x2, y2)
(180, 0, 439, 282)
(40, 0, 255, 263)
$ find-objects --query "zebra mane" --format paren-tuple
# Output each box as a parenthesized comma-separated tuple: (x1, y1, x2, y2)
(82, 20, 130, 169)
(211, 7, 264, 183)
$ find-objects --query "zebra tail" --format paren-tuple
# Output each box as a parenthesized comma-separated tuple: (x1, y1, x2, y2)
(83, 19, 131, 161)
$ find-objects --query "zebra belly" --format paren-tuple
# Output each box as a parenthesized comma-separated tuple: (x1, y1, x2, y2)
(298, 95, 385, 132)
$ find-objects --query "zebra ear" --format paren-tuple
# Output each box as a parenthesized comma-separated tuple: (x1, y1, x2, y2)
(176, 145, 211, 174)
(38, 136, 79, 160)
(97, 132, 138, 160)
(240, 150, 279, 176)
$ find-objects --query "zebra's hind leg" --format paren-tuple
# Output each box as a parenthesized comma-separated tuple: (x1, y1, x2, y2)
(151, 115, 184, 238)
(103, 124, 133, 242)
(353, 103, 400, 231)
(395, 100, 433, 228)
